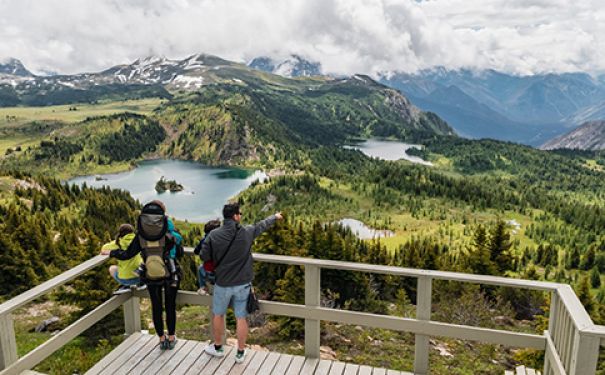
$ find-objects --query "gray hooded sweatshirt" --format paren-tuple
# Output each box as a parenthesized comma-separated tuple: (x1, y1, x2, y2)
(200, 215, 277, 287)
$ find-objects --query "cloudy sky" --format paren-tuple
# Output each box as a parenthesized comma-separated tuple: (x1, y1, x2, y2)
(1, 0, 604, 76)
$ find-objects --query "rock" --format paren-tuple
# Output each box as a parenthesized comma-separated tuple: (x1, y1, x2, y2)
(34, 316, 60, 333)
(320, 345, 337, 360)
(432, 341, 453, 358)
(493, 315, 515, 326)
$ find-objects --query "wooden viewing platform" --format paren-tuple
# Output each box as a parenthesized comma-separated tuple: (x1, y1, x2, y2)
(0, 249, 604, 375)
(86, 332, 413, 375)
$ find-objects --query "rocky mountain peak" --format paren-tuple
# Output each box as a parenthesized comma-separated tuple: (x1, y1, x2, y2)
(541, 120, 605, 150)
(0, 58, 33, 77)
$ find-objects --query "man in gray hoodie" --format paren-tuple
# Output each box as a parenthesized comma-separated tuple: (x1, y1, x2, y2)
(201, 202, 282, 363)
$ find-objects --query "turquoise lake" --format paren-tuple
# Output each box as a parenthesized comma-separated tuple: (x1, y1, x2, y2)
(69, 159, 265, 223)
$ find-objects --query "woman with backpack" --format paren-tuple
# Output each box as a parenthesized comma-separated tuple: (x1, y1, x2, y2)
(102, 200, 183, 350)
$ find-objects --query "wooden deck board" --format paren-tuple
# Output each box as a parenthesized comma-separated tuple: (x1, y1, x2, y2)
(242, 350, 269, 375)
(89, 333, 153, 375)
(344, 363, 360, 375)
(159, 340, 199, 373)
(105, 335, 158, 375)
(300, 358, 319, 375)
(167, 341, 205, 374)
(287, 355, 306, 373)
(271, 353, 293, 374)
(329, 361, 346, 375)
(199, 347, 234, 375)
(89, 334, 432, 375)
(84, 332, 143, 375)
(224, 350, 258, 375)
(256, 351, 281, 374)
(130, 339, 189, 374)
(315, 359, 332, 375)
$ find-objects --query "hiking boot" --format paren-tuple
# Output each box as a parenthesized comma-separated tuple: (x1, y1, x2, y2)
(234, 349, 246, 364)
(113, 285, 131, 295)
(159, 337, 169, 350)
(204, 344, 225, 357)
(197, 287, 208, 296)
(168, 337, 177, 350)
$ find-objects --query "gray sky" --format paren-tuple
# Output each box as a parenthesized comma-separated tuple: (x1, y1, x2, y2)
(1, 0, 603, 76)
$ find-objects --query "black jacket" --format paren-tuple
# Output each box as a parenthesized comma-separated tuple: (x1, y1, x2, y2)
(201, 215, 277, 287)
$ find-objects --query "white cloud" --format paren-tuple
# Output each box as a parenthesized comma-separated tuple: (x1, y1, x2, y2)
(0, 0, 603, 76)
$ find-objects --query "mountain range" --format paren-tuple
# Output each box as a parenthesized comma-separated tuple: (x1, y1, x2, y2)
(245, 56, 605, 147)
(540, 120, 605, 150)
(4, 54, 605, 148)
(379, 69, 605, 146)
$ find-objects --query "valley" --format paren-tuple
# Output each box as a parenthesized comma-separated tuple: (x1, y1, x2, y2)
(0, 54, 604, 374)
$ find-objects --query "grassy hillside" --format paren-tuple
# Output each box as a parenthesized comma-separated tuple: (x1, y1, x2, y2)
(0, 99, 165, 156)
(1, 113, 165, 178)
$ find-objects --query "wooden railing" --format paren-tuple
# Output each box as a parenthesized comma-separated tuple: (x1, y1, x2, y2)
(0, 249, 603, 375)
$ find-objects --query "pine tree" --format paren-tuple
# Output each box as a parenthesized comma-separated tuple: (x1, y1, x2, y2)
(590, 267, 601, 288)
(468, 225, 496, 275)
(488, 220, 512, 274)
(575, 276, 594, 315)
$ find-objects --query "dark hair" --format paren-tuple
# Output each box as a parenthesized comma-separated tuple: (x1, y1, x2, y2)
(204, 219, 221, 234)
(222, 202, 240, 219)
(115, 223, 134, 246)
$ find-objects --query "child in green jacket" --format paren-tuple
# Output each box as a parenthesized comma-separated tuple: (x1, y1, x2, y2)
(101, 223, 145, 294)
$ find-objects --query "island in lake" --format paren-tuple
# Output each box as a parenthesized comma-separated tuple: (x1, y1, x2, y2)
(155, 176, 184, 193)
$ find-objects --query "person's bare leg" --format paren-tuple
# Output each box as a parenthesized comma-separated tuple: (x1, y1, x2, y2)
(236, 317, 248, 350)
(108, 265, 118, 278)
(213, 315, 225, 345)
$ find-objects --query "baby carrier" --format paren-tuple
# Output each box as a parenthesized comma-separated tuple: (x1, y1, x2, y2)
(137, 202, 182, 284)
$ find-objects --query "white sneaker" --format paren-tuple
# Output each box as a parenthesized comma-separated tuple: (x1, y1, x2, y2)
(204, 344, 225, 357)
(113, 286, 131, 295)
(234, 349, 246, 364)
(197, 288, 208, 296)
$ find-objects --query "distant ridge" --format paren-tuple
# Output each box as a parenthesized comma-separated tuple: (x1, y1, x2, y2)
(541, 120, 605, 150)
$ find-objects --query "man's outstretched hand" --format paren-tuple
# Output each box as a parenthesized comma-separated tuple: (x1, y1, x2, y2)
(275, 212, 283, 220)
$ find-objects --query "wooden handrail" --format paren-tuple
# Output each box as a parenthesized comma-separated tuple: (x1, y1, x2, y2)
(0, 255, 108, 317)
(187, 248, 562, 291)
(0, 250, 602, 374)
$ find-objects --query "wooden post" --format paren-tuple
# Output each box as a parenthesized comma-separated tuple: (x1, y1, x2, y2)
(543, 292, 558, 374)
(569, 330, 600, 375)
(414, 276, 432, 375)
(305, 265, 321, 358)
(0, 314, 17, 370)
(123, 296, 141, 335)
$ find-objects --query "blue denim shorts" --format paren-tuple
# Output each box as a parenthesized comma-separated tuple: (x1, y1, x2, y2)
(212, 283, 250, 318)
(112, 273, 140, 286)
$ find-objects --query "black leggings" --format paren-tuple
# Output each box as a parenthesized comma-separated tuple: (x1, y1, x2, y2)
(147, 282, 178, 337)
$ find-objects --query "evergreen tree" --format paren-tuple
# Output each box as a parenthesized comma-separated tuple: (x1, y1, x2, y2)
(575, 276, 594, 315)
(488, 220, 512, 274)
(468, 225, 496, 275)
(590, 267, 601, 288)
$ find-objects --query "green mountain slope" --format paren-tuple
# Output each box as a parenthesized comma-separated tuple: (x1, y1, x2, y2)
(1, 113, 165, 177)
(156, 76, 453, 166)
